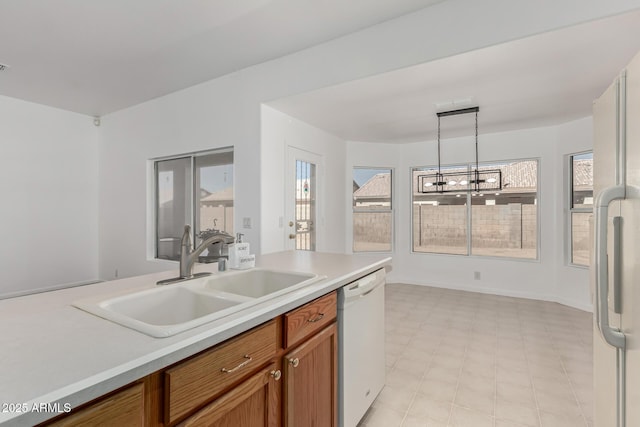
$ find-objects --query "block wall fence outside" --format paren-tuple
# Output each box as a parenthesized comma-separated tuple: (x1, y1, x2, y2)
(409, 204, 536, 250)
(353, 212, 392, 249)
(571, 212, 591, 265)
(414, 205, 466, 248)
(359, 203, 537, 255)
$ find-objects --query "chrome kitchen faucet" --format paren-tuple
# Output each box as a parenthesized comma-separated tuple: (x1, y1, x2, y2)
(157, 225, 234, 285)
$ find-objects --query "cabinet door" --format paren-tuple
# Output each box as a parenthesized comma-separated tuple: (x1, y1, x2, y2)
(43, 382, 145, 426)
(177, 362, 281, 427)
(284, 323, 337, 427)
(165, 320, 277, 425)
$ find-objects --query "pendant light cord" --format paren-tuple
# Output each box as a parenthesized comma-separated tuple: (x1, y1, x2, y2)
(475, 110, 479, 191)
(437, 115, 442, 177)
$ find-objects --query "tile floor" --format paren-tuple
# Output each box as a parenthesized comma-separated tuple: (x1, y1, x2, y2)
(358, 283, 593, 427)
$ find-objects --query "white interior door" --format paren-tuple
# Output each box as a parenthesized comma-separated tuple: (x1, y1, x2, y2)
(285, 147, 322, 251)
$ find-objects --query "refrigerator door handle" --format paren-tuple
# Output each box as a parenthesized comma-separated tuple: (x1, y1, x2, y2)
(595, 184, 626, 350)
(613, 216, 622, 314)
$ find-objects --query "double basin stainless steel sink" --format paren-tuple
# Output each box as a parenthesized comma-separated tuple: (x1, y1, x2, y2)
(73, 269, 324, 338)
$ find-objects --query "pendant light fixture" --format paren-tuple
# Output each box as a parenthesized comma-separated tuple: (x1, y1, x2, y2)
(418, 106, 502, 194)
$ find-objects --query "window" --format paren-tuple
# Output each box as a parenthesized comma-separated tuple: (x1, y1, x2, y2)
(155, 148, 234, 261)
(412, 159, 538, 260)
(295, 159, 316, 251)
(352, 168, 392, 252)
(569, 152, 593, 266)
(412, 166, 467, 255)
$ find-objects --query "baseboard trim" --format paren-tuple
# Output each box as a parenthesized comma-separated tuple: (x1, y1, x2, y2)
(388, 278, 593, 313)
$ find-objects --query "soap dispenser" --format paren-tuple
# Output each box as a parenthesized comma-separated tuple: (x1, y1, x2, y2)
(229, 233, 251, 268)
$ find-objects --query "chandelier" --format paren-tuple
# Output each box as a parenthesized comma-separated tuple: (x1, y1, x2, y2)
(417, 107, 502, 194)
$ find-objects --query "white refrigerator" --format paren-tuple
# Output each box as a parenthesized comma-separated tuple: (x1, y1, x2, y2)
(593, 49, 640, 427)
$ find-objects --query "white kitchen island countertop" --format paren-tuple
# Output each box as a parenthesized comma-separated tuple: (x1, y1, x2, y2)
(0, 251, 391, 426)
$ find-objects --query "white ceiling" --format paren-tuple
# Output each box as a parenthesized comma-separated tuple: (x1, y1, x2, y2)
(2, 2, 639, 142)
(0, 0, 444, 116)
(268, 10, 640, 143)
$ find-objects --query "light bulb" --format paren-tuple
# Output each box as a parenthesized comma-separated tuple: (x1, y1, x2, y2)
(448, 180, 457, 186)
(487, 178, 497, 183)
(459, 180, 468, 185)
(424, 182, 433, 187)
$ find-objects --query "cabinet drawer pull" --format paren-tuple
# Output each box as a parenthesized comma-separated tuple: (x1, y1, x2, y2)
(270, 370, 282, 381)
(307, 313, 325, 323)
(221, 355, 252, 373)
(289, 357, 300, 368)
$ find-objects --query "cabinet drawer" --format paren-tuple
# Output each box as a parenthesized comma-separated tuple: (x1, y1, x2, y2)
(165, 320, 277, 425)
(284, 291, 336, 348)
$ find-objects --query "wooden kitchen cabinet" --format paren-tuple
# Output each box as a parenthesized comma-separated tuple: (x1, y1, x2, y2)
(283, 323, 337, 427)
(176, 362, 281, 427)
(282, 293, 338, 427)
(164, 319, 278, 425)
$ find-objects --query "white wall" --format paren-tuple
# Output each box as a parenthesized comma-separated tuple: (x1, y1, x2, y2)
(260, 106, 346, 254)
(347, 117, 593, 310)
(97, 72, 262, 280)
(0, 96, 98, 298)
(554, 117, 594, 309)
(98, 0, 638, 281)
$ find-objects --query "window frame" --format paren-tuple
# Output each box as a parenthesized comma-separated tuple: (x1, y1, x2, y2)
(152, 147, 234, 261)
(567, 151, 593, 268)
(352, 166, 394, 253)
(410, 163, 470, 256)
(410, 157, 540, 261)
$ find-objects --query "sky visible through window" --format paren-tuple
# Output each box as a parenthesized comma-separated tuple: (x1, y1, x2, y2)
(200, 165, 233, 193)
(573, 152, 593, 161)
(353, 168, 385, 187)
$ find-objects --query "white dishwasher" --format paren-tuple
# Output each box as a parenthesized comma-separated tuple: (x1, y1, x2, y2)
(338, 267, 386, 427)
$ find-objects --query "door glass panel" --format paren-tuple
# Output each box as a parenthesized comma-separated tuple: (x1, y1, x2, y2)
(296, 160, 316, 251)
(194, 150, 234, 239)
(156, 157, 191, 260)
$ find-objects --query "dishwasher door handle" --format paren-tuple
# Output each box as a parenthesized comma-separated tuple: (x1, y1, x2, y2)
(344, 278, 383, 298)
(361, 288, 376, 297)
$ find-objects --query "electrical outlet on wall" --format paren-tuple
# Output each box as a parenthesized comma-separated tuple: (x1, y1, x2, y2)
(242, 217, 252, 229)
(474, 271, 481, 280)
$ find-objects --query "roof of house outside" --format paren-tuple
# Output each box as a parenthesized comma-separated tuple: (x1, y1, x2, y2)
(201, 187, 234, 203)
(354, 173, 391, 199)
(572, 159, 593, 190)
